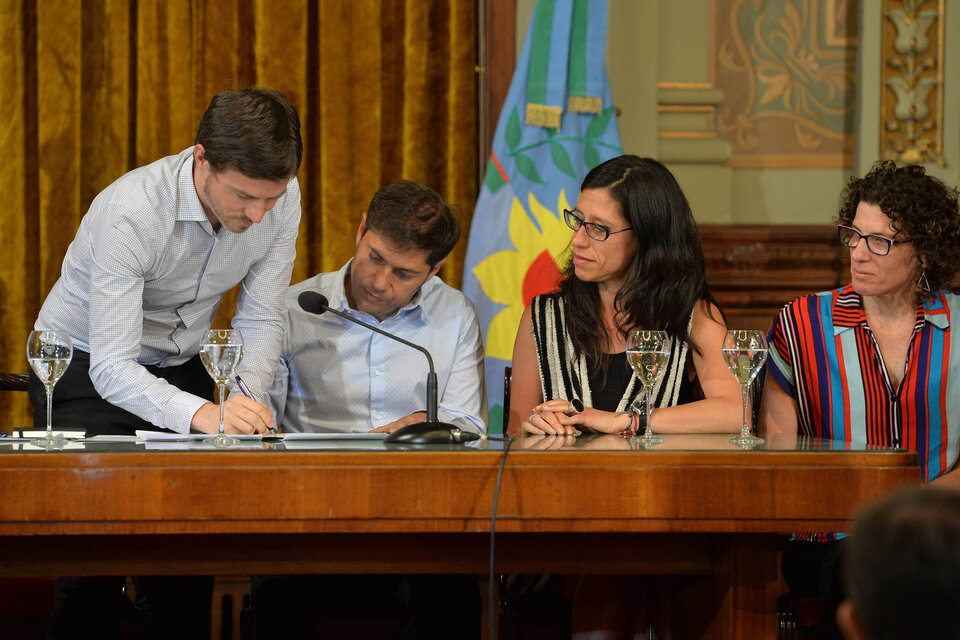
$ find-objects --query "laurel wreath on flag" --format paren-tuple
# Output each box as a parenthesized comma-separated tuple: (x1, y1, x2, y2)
(503, 105, 619, 183)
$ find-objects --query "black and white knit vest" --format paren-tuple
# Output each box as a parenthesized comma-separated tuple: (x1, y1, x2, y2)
(531, 294, 692, 413)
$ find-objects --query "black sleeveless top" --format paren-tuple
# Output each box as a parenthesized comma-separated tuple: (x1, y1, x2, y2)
(588, 352, 702, 413)
(533, 293, 703, 413)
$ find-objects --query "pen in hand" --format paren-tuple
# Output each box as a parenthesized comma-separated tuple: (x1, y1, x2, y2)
(235, 375, 278, 435)
(235, 375, 255, 401)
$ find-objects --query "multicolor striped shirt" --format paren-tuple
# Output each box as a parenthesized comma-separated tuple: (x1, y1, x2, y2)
(768, 285, 960, 484)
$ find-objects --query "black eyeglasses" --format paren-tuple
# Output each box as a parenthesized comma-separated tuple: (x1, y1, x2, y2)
(563, 209, 632, 242)
(837, 224, 911, 257)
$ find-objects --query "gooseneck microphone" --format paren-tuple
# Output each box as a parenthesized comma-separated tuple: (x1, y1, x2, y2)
(297, 291, 480, 444)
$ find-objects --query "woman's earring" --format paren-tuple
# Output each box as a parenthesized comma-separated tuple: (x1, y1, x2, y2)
(918, 269, 931, 292)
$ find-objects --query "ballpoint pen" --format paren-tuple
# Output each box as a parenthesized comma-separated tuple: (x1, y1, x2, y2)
(235, 375, 279, 436)
(235, 375, 255, 401)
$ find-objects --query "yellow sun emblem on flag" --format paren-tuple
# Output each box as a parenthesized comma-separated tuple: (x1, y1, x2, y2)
(471, 190, 574, 360)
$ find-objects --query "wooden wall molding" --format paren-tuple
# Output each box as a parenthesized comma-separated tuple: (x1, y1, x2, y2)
(701, 224, 848, 330)
(880, 0, 945, 165)
(480, 0, 515, 165)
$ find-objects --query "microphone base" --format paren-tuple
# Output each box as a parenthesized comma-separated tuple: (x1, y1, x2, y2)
(384, 420, 481, 445)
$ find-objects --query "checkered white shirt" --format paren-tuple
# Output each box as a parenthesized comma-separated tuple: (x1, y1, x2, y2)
(36, 147, 301, 433)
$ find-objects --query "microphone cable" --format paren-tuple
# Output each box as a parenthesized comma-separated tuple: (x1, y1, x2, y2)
(486, 433, 513, 640)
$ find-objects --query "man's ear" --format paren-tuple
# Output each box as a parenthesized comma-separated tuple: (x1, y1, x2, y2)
(836, 599, 866, 640)
(193, 144, 207, 167)
(428, 256, 448, 279)
(356, 212, 368, 246)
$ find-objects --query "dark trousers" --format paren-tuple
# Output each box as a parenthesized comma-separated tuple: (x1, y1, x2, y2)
(31, 350, 216, 639)
(45, 575, 214, 640)
(781, 538, 848, 601)
(250, 574, 482, 640)
(28, 349, 213, 437)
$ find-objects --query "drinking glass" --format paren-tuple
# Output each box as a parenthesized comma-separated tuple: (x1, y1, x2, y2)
(626, 330, 671, 447)
(723, 330, 768, 447)
(199, 329, 243, 448)
(26, 330, 73, 449)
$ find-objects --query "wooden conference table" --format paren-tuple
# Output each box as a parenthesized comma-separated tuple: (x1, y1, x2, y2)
(0, 432, 919, 639)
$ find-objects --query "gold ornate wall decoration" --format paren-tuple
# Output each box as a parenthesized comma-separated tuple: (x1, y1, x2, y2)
(711, 0, 858, 169)
(880, 0, 945, 166)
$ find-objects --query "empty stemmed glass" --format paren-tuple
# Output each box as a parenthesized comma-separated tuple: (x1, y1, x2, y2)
(722, 330, 768, 447)
(26, 330, 73, 449)
(199, 329, 243, 448)
(625, 330, 671, 447)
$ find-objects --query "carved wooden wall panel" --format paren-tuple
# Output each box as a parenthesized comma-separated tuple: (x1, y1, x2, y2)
(701, 224, 848, 330)
(880, 0, 945, 165)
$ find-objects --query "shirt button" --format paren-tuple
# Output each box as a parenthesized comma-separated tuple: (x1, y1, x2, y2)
(376, 414, 382, 420)
(375, 369, 381, 376)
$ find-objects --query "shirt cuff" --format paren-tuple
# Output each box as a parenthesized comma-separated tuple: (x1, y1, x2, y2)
(163, 390, 211, 435)
(448, 415, 485, 435)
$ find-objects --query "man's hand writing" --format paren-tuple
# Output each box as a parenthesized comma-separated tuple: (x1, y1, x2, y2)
(191, 395, 275, 435)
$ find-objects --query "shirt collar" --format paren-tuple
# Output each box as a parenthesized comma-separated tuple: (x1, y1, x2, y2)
(176, 150, 215, 230)
(921, 292, 951, 330)
(832, 283, 949, 333)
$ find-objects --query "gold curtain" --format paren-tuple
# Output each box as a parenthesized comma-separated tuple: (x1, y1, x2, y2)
(0, 0, 478, 429)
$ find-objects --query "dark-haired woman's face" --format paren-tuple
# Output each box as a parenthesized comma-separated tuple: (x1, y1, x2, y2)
(569, 188, 637, 291)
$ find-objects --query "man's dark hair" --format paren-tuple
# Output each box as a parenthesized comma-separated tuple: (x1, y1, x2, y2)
(363, 180, 460, 267)
(845, 486, 960, 640)
(195, 88, 302, 180)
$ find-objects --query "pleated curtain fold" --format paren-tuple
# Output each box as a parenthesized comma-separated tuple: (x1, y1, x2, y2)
(0, 0, 478, 429)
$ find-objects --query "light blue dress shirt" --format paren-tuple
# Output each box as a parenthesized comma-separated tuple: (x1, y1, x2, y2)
(269, 261, 487, 434)
(36, 148, 301, 433)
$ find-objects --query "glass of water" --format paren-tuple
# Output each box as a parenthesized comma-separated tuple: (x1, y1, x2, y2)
(199, 329, 243, 448)
(626, 330, 671, 447)
(26, 330, 73, 449)
(722, 330, 768, 447)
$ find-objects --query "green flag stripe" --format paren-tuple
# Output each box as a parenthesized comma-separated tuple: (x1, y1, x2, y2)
(526, 0, 556, 106)
(567, 0, 588, 98)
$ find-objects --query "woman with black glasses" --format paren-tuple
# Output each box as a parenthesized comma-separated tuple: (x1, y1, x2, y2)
(760, 161, 960, 610)
(507, 154, 741, 437)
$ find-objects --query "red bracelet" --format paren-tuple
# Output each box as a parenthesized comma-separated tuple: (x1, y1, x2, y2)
(618, 409, 636, 436)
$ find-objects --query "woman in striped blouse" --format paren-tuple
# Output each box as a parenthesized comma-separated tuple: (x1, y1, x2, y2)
(508, 155, 741, 437)
(762, 161, 960, 485)
(761, 161, 960, 605)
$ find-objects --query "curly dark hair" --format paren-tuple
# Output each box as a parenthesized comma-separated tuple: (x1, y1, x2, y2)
(560, 155, 722, 373)
(838, 161, 960, 296)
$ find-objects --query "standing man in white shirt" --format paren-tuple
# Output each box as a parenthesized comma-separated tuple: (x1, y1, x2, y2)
(31, 88, 302, 639)
(255, 180, 485, 639)
(32, 88, 301, 439)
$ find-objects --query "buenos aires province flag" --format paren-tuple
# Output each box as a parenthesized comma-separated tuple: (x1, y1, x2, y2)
(463, 0, 622, 432)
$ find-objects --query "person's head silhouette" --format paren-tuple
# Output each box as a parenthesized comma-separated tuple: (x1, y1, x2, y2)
(838, 486, 960, 640)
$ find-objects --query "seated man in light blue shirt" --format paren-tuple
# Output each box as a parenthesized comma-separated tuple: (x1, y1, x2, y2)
(254, 180, 485, 639)
(268, 179, 486, 435)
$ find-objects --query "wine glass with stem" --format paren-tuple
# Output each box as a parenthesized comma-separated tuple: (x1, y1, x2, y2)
(625, 330, 671, 447)
(199, 329, 244, 448)
(723, 330, 768, 447)
(26, 330, 73, 449)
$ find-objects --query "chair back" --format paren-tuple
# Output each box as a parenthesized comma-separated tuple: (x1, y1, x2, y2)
(502, 366, 512, 432)
(0, 373, 29, 392)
